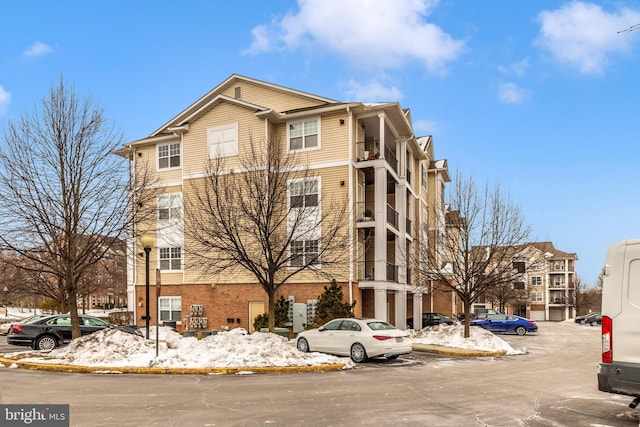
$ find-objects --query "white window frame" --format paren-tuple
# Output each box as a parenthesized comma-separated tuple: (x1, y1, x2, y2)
(290, 239, 320, 267)
(158, 142, 181, 170)
(207, 123, 238, 159)
(287, 117, 320, 152)
(531, 291, 543, 302)
(159, 296, 182, 322)
(159, 247, 182, 271)
(530, 276, 542, 287)
(157, 194, 183, 221)
(289, 178, 319, 209)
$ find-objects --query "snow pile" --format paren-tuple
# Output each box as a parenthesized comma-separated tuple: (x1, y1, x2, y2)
(410, 324, 526, 355)
(17, 327, 354, 369)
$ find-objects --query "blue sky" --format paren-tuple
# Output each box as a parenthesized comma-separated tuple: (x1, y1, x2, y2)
(1, 0, 640, 285)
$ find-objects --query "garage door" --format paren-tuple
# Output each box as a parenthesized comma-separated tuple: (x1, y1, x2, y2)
(530, 310, 545, 321)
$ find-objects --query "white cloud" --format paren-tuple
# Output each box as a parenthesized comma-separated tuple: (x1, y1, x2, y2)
(0, 85, 10, 116)
(345, 78, 403, 102)
(244, 0, 465, 74)
(498, 82, 530, 105)
(535, 2, 640, 74)
(498, 58, 529, 76)
(23, 41, 53, 58)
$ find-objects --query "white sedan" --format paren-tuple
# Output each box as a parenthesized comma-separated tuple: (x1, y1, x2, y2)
(296, 318, 412, 363)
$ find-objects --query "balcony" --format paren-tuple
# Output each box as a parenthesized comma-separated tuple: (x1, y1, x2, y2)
(387, 204, 398, 230)
(356, 139, 398, 174)
(548, 283, 566, 289)
(359, 261, 400, 283)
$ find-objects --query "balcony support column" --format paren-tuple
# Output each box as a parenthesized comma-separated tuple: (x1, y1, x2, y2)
(374, 166, 387, 282)
(394, 289, 406, 328)
(374, 287, 387, 322)
(413, 293, 423, 327)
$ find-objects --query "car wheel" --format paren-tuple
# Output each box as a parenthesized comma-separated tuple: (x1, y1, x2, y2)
(350, 343, 369, 363)
(590, 321, 598, 327)
(296, 337, 309, 353)
(515, 326, 527, 336)
(34, 335, 57, 351)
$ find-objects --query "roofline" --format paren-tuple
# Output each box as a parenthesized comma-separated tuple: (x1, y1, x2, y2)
(150, 74, 338, 137)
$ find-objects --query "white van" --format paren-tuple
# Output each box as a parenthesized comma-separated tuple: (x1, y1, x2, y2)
(598, 239, 640, 408)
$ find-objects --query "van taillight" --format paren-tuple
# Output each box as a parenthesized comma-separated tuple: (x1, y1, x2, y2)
(602, 315, 612, 363)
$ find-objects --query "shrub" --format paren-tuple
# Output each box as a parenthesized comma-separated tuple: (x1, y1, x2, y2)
(253, 296, 291, 331)
(310, 280, 356, 327)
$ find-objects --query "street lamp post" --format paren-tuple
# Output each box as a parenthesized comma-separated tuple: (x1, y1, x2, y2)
(141, 233, 156, 339)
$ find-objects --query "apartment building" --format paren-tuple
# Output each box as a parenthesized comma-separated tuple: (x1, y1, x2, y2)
(524, 242, 578, 321)
(472, 241, 578, 321)
(122, 74, 450, 333)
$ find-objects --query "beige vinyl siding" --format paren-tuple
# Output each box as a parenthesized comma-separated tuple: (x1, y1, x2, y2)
(182, 102, 267, 174)
(181, 165, 351, 285)
(271, 111, 350, 165)
(220, 80, 327, 113)
(135, 139, 182, 184)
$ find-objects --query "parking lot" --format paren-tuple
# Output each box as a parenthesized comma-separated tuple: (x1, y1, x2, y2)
(1, 321, 639, 426)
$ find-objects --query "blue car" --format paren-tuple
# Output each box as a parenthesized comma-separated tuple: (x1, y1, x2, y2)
(471, 314, 538, 336)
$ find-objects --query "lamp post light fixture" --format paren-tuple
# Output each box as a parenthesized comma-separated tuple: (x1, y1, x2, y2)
(141, 232, 156, 339)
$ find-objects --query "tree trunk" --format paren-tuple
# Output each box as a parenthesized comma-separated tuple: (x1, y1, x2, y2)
(267, 290, 276, 333)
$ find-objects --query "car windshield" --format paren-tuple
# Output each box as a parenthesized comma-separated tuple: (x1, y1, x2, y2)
(366, 321, 396, 331)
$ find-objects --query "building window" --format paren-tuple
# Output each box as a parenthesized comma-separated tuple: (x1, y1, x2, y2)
(290, 240, 319, 266)
(421, 165, 427, 189)
(158, 143, 180, 169)
(531, 292, 543, 302)
(288, 119, 319, 151)
(158, 194, 182, 221)
(160, 247, 182, 271)
(531, 276, 542, 287)
(159, 296, 181, 322)
(289, 178, 319, 208)
(207, 123, 238, 158)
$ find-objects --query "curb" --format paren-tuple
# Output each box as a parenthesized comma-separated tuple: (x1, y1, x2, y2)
(412, 343, 507, 357)
(0, 344, 504, 375)
(0, 355, 345, 375)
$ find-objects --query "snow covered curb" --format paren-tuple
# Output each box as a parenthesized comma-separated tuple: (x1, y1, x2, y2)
(0, 354, 346, 375)
(0, 327, 352, 374)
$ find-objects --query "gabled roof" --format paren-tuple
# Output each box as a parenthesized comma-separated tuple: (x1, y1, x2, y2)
(471, 241, 578, 261)
(151, 74, 338, 137)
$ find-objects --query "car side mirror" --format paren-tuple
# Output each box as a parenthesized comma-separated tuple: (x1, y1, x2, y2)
(319, 327, 326, 332)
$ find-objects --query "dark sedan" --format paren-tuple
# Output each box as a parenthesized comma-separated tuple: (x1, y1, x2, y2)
(471, 314, 538, 336)
(584, 312, 602, 326)
(407, 312, 456, 329)
(7, 314, 139, 350)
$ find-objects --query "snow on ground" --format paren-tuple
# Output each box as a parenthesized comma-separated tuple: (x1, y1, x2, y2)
(10, 327, 355, 369)
(1, 307, 525, 369)
(409, 323, 526, 355)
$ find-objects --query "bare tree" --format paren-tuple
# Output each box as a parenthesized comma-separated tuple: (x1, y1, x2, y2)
(0, 78, 155, 339)
(571, 275, 601, 315)
(484, 280, 528, 314)
(184, 138, 349, 332)
(420, 171, 531, 337)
